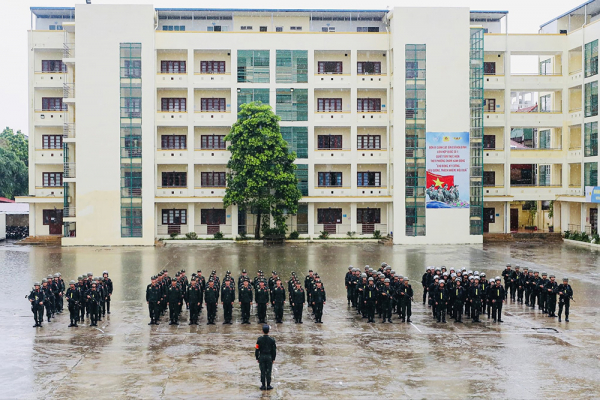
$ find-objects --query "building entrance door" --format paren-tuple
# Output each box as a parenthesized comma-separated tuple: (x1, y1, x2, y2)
(483, 208, 495, 233)
(591, 208, 598, 234)
(510, 208, 519, 232)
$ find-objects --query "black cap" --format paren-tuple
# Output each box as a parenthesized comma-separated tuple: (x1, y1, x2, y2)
(262, 324, 270, 334)
(242, 269, 247, 273)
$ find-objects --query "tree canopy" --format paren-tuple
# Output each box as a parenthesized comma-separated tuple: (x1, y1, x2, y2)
(223, 102, 302, 238)
(0, 127, 28, 200)
(1, 127, 28, 167)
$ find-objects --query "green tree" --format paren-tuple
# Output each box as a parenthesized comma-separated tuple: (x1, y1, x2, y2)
(223, 102, 302, 239)
(0, 127, 29, 167)
(0, 147, 28, 199)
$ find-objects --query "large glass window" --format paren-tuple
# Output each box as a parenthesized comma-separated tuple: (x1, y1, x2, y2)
(276, 89, 308, 121)
(317, 135, 342, 149)
(357, 208, 380, 224)
(162, 209, 187, 225)
(161, 172, 187, 187)
(357, 135, 381, 149)
(201, 209, 226, 225)
(201, 135, 227, 150)
(357, 62, 381, 74)
(200, 172, 226, 187)
(585, 81, 598, 117)
(585, 39, 599, 78)
(237, 50, 270, 83)
(585, 162, 598, 186)
(201, 98, 226, 112)
(237, 89, 269, 112)
(161, 135, 186, 149)
(357, 172, 381, 187)
(42, 135, 63, 149)
(317, 98, 342, 112)
(160, 61, 186, 73)
(201, 61, 226, 74)
(276, 50, 308, 83)
(41, 60, 66, 72)
(161, 98, 186, 112)
(42, 172, 63, 187)
(585, 122, 599, 157)
(280, 127, 308, 158)
(295, 164, 308, 196)
(357, 98, 382, 112)
(317, 172, 342, 187)
(41, 97, 66, 111)
(317, 62, 342, 74)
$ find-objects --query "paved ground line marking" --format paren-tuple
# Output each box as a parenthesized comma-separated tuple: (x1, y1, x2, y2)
(410, 322, 422, 332)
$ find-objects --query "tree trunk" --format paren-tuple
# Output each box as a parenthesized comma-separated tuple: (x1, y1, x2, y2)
(255, 212, 261, 239)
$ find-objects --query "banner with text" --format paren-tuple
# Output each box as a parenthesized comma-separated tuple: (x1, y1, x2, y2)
(426, 132, 470, 209)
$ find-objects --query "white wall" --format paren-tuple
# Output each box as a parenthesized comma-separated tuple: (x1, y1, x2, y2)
(0, 213, 6, 240)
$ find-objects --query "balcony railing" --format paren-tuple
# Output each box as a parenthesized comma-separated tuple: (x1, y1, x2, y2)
(63, 43, 75, 58)
(64, 162, 76, 178)
(63, 83, 75, 98)
(63, 222, 76, 238)
(63, 123, 75, 138)
(315, 147, 350, 151)
(63, 206, 76, 217)
(157, 224, 190, 236)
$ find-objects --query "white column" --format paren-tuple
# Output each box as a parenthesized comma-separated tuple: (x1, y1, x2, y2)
(187, 202, 195, 235)
(29, 205, 36, 237)
(231, 204, 238, 238)
(581, 203, 587, 232)
(504, 202, 509, 233)
(350, 202, 358, 234)
(308, 203, 315, 239)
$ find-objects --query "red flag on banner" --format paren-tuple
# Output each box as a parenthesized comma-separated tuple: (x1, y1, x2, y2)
(426, 171, 454, 189)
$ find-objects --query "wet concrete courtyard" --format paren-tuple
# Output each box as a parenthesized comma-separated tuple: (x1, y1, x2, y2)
(1, 241, 600, 399)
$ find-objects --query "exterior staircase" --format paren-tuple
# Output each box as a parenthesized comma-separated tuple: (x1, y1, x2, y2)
(484, 233, 563, 243)
(16, 236, 62, 246)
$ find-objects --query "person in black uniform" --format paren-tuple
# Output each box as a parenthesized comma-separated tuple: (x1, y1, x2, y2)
(221, 279, 235, 324)
(490, 277, 505, 322)
(312, 280, 326, 323)
(205, 280, 219, 325)
(86, 282, 101, 327)
(167, 279, 182, 325)
(272, 279, 286, 323)
(239, 279, 253, 324)
(187, 276, 202, 325)
(146, 276, 161, 325)
(435, 280, 448, 323)
(255, 280, 270, 324)
(545, 275, 558, 317)
(399, 277, 413, 323)
(102, 271, 113, 315)
(452, 278, 465, 322)
(255, 324, 277, 391)
(557, 277, 573, 322)
(291, 281, 305, 323)
(66, 280, 80, 327)
(364, 277, 377, 323)
(469, 276, 482, 322)
(28, 282, 45, 327)
(379, 278, 393, 323)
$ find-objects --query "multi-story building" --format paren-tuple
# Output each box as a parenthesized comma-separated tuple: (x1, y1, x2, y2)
(18, 3, 599, 246)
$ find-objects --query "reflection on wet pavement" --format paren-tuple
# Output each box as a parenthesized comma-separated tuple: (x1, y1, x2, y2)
(1, 241, 599, 398)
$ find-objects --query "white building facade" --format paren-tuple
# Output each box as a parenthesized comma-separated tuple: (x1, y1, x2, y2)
(19, 3, 599, 246)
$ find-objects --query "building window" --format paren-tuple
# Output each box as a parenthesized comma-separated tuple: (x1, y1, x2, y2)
(318, 172, 342, 187)
(160, 61, 186, 73)
(48, 24, 63, 30)
(123, 60, 141, 78)
(161, 98, 186, 112)
(539, 59, 551, 75)
(585, 162, 598, 186)
(123, 134, 142, 158)
(42, 135, 63, 149)
(237, 50, 270, 83)
(42, 172, 63, 187)
(240, 26, 253, 30)
(295, 164, 308, 196)
(317, 61, 342, 74)
(123, 170, 142, 196)
(123, 98, 141, 118)
(290, 26, 302, 31)
(260, 26, 267, 32)
(201, 209, 226, 225)
(237, 89, 270, 112)
(276, 27, 283, 32)
(483, 171, 496, 186)
(357, 135, 381, 149)
(317, 98, 342, 112)
(122, 207, 142, 237)
(201, 135, 226, 150)
(321, 27, 335, 32)
(585, 122, 599, 157)
(281, 127, 308, 158)
(317, 135, 342, 150)
(201, 61, 226, 74)
(207, 26, 226, 32)
(357, 98, 382, 112)
(585, 39, 598, 78)
(356, 27, 379, 32)
(161, 172, 187, 187)
(317, 208, 342, 224)
(43, 209, 63, 225)
(484, 62, 496, 75)
(357, 208, 380, 224)
(161, 135, 186, 150)
(357, 172, 381, 187)
(41, 60, 66, 72)
(405, 62, 419, 78)
(357, 62, 381, 74)
(483, 135, 496, 149)
(276, 50, 308, 83)
(539, 95, 551, 112)
(200, 172, 226, 187)
(201, 98, 226, 112)
(585, 81, 598, 117)
(41, 97, 66, 111)
(162, 25, 185, 31)
(162, 209, 187, 225)
(539, 129, 551, 149)
(276, 89, 308, 121)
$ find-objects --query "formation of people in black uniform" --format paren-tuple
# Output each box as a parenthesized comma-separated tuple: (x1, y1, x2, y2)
(421, 264, 575, 323)
(146, 268, 327, 326)
(345, 263, 414, 323)
(27, 271, 113, 328)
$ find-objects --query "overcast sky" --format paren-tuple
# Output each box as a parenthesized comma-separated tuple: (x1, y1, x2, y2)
(0, 0, 584, 136)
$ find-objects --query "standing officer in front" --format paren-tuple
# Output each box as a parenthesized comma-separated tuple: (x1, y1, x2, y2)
(221, 278, 235, 324)
(255, 324, 277, 391)
(557, 277, 573, 322)
(28, 282, 45, 327)
(239, 279, 253, 324)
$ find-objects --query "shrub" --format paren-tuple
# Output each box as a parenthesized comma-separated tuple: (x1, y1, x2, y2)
(318, 231, 330, 239)
(373, 230, 382, 239)
(288, 231, 300, 240)
(592, 233, 600, 244)
(185, 232, 198, 240)
(213, 231, 224, 240)
(238, 231, 248, 240)
(563, 230, 571, 239)
(347, 231, 356, 238)
(169, 232, 178, 239)
(262, 227, 286, 237)
(581, 232, 591, 243)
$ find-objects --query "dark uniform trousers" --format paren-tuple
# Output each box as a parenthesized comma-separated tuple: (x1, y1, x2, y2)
(241, 302, 251, 322)
(223, 303, 233, 322)
(257, 303, 267, 322)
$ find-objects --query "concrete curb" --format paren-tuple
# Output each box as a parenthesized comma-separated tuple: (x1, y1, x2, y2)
(163, 239, 381, 246)
(563, 238, 600, 250)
